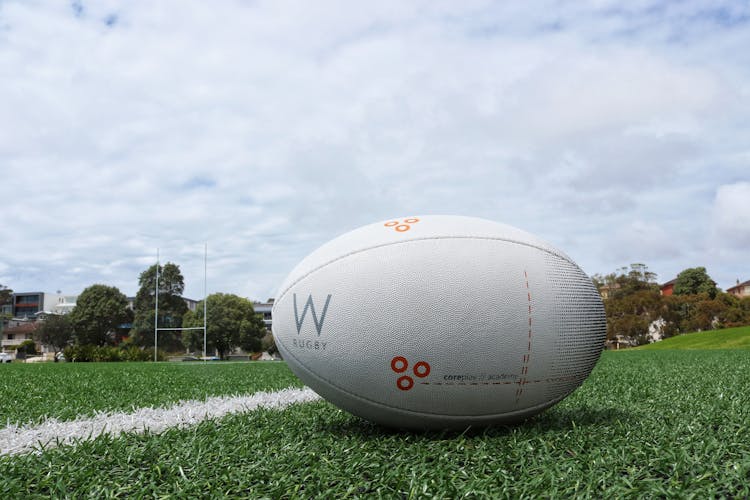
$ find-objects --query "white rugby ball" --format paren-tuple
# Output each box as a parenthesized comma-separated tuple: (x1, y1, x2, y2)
(272, 215, 606, 429)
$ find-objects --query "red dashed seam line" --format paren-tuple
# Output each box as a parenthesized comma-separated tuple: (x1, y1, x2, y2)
(516, 270, 533, 403)
(419, 373, 586, 387)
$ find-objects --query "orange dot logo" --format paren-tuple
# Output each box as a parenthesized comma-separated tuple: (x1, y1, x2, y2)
(413, 361, 430, 378)
(390, 356, 430, 391)
(384, 217, 420, 232)
(391, 356, 408, 373)
(397, 376, 414, 390)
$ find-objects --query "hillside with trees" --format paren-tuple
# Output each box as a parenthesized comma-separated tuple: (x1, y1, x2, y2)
(594, 264, 750, 346)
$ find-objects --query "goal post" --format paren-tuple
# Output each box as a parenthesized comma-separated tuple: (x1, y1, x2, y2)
(154, 243, 208, 361)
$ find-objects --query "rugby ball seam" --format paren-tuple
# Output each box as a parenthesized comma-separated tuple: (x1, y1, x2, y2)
(274, 235, 576, 307)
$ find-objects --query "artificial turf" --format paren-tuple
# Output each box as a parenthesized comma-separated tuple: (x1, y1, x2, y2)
(0, 361, 303, 426)
(1, 350, 749, 497)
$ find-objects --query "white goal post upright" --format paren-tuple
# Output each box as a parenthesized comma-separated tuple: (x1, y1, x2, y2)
(154, 243, 208, 362)
(203, 242, 207, 359)
(154, 248, 159, 362)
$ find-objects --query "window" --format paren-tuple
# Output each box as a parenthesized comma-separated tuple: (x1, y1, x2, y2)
(16, 295, 40, 304)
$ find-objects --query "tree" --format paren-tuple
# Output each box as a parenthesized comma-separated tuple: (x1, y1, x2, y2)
(674, 267, 718, 299)
(69, 284, 131, 346)
(16, 339, 37, 357)
(0, 284, 12, 325)
(595, 264, 663, 345)
(605, 287, 664, 344)
(0, 283, 12, 308)
(182, 293, 266, 359)
(593, 263, 658, 300)
(35, 314, 74, 357)
(717, 295, 750, 327)
(130, 262, 188, 351)
(663, 291, 748, 334)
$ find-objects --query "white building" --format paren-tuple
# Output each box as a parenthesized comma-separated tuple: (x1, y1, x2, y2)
(253, 299, 274, 332)
(53, 295, 78, 315)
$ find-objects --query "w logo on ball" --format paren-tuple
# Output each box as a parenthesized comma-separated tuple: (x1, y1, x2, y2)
(293, 293, 332, 336)
(390, 356, 430, 391)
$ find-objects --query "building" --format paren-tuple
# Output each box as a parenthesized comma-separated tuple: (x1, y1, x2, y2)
(727, 279, 750, 298)
(53, 295, 77, 314)
(598, 283, 619, 300)
(660, 279, 677, 296)
(183, 297, 200, 312)
(1, 292, 77, 356)
(1, 320, 39, 353)
(9, 292, 70, 319)
(254, 299, 274, 332)
(605, 334, 637, 350)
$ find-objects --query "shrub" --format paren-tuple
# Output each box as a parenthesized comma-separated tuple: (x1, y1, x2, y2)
(17, 339, 38, 356)
(63, 344, 95, 362)
(92, 346, 122, 362)
(62, 344, 166, 362)
(121, 346, 159, 362)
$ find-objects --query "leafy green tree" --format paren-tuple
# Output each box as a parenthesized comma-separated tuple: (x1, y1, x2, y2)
(0, 284, 12, 324)
(605, 288, 664, 344)
(595, 264, 663, 345)
(674, 267, 718, 299)
(130, 263, 188, 351)
(183, 293, 266, 359)
(17, 339, 38, 356)
(261, 332, 277, 355)
(0, 283, 12, 308)
(717, 295, 750, 327)
(593, 263, 658, 300)
(35, 314, 74, 357)
(69, 284, 131, 346)
(663, 291, 749, 334)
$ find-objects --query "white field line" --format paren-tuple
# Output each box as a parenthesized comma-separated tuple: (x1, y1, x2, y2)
(0, 387, 320, 457)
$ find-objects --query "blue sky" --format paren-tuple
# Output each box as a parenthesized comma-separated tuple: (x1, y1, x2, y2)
(1, 0, 748, 301)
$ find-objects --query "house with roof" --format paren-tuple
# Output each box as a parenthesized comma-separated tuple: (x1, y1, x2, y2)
(660, 278, 677, 296)
(727, 279, 750, 298)
(605, 334, 637, 350)
(598, 283, 619, 300)
(1, 320, 39, 355)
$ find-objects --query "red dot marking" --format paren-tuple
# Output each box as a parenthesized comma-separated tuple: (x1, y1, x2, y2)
(413, 361, 431, 378)
(397, 376, 414, 391)
(391, 356, 408, 373)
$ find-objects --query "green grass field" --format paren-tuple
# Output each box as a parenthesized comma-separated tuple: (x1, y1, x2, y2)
(2, 352, 749, 497)
(637, 325, 750, 350)
(0, 361, 303, 426)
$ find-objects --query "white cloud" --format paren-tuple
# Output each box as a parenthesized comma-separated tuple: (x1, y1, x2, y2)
(607, 220, 683, 263)
(1, 0, 749, 298)
(713, 182, 750, 248)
